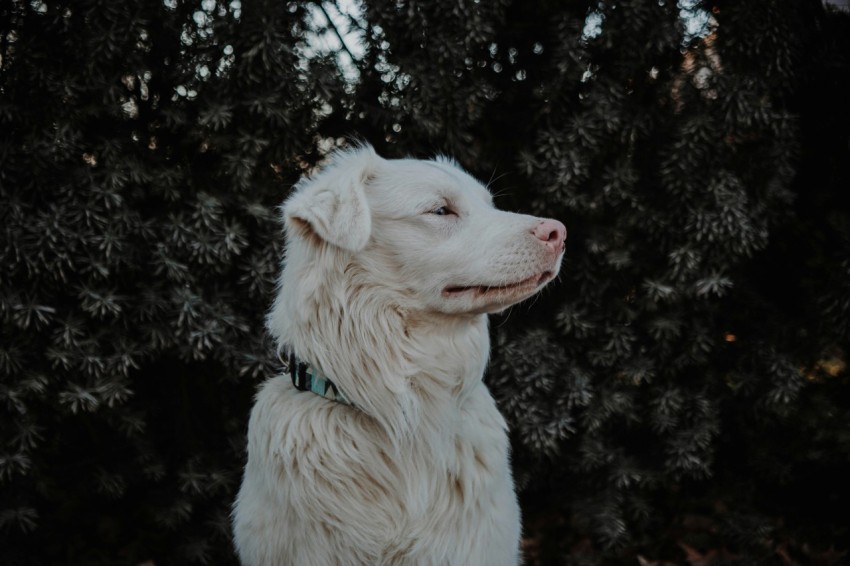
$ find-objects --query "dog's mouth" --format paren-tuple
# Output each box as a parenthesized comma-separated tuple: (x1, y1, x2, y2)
(443, 271, 554, 298)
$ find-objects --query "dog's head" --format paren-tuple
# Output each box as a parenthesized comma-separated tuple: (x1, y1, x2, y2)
(283, 144, 566, 316)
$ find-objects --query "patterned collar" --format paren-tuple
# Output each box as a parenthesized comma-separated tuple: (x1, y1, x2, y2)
(287, 352, 354, 407)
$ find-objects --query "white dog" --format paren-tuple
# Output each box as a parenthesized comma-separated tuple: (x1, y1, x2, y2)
(233, 144, 566, 565)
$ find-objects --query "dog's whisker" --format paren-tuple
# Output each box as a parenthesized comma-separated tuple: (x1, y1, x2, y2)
(489, 186, 515, 200)
(486, 170, 510, 191)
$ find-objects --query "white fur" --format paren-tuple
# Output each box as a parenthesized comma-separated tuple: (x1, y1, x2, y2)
(233, 145, 565, 565)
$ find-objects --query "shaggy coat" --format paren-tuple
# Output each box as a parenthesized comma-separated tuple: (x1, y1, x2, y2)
(233, 145, 566, 566)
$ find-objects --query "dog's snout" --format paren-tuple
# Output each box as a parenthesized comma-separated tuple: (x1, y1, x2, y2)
(532, 219, 567, 251)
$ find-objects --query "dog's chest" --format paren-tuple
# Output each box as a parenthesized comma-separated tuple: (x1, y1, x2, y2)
(383, 386, 520, 563)
(397, 386, 507, 504)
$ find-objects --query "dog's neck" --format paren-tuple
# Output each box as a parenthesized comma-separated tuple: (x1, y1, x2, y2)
(269, 247, 490, 441)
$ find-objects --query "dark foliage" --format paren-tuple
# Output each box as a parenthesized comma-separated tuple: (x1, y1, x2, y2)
(1, 0, 848, 564)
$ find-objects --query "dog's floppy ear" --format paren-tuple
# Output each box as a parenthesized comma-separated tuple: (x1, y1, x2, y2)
(284, 145, 380, 252)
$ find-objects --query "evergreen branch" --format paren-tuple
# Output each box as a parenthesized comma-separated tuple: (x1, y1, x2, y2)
(330, 0, 367, 34)
(315, 1, 359, 64)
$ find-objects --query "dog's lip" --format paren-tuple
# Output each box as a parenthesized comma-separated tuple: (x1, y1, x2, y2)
(443, 271, 554, 297)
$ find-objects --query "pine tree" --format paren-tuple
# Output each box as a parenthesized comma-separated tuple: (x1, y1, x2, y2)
(1, 0, 345, 562)
(2, 0, 849, 563)
(349, 0, 850, 561)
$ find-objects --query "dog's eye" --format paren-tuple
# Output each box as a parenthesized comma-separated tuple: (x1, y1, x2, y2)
(430, 206, 452, 216)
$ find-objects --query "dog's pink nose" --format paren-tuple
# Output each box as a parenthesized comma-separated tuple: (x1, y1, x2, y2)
(532, 219, 567, 251)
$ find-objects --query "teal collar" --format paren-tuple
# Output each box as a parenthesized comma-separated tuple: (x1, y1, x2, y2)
(287, 353, 354, 407)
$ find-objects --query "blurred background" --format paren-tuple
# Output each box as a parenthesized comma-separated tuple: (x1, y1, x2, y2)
(2, 0, 849, 564)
